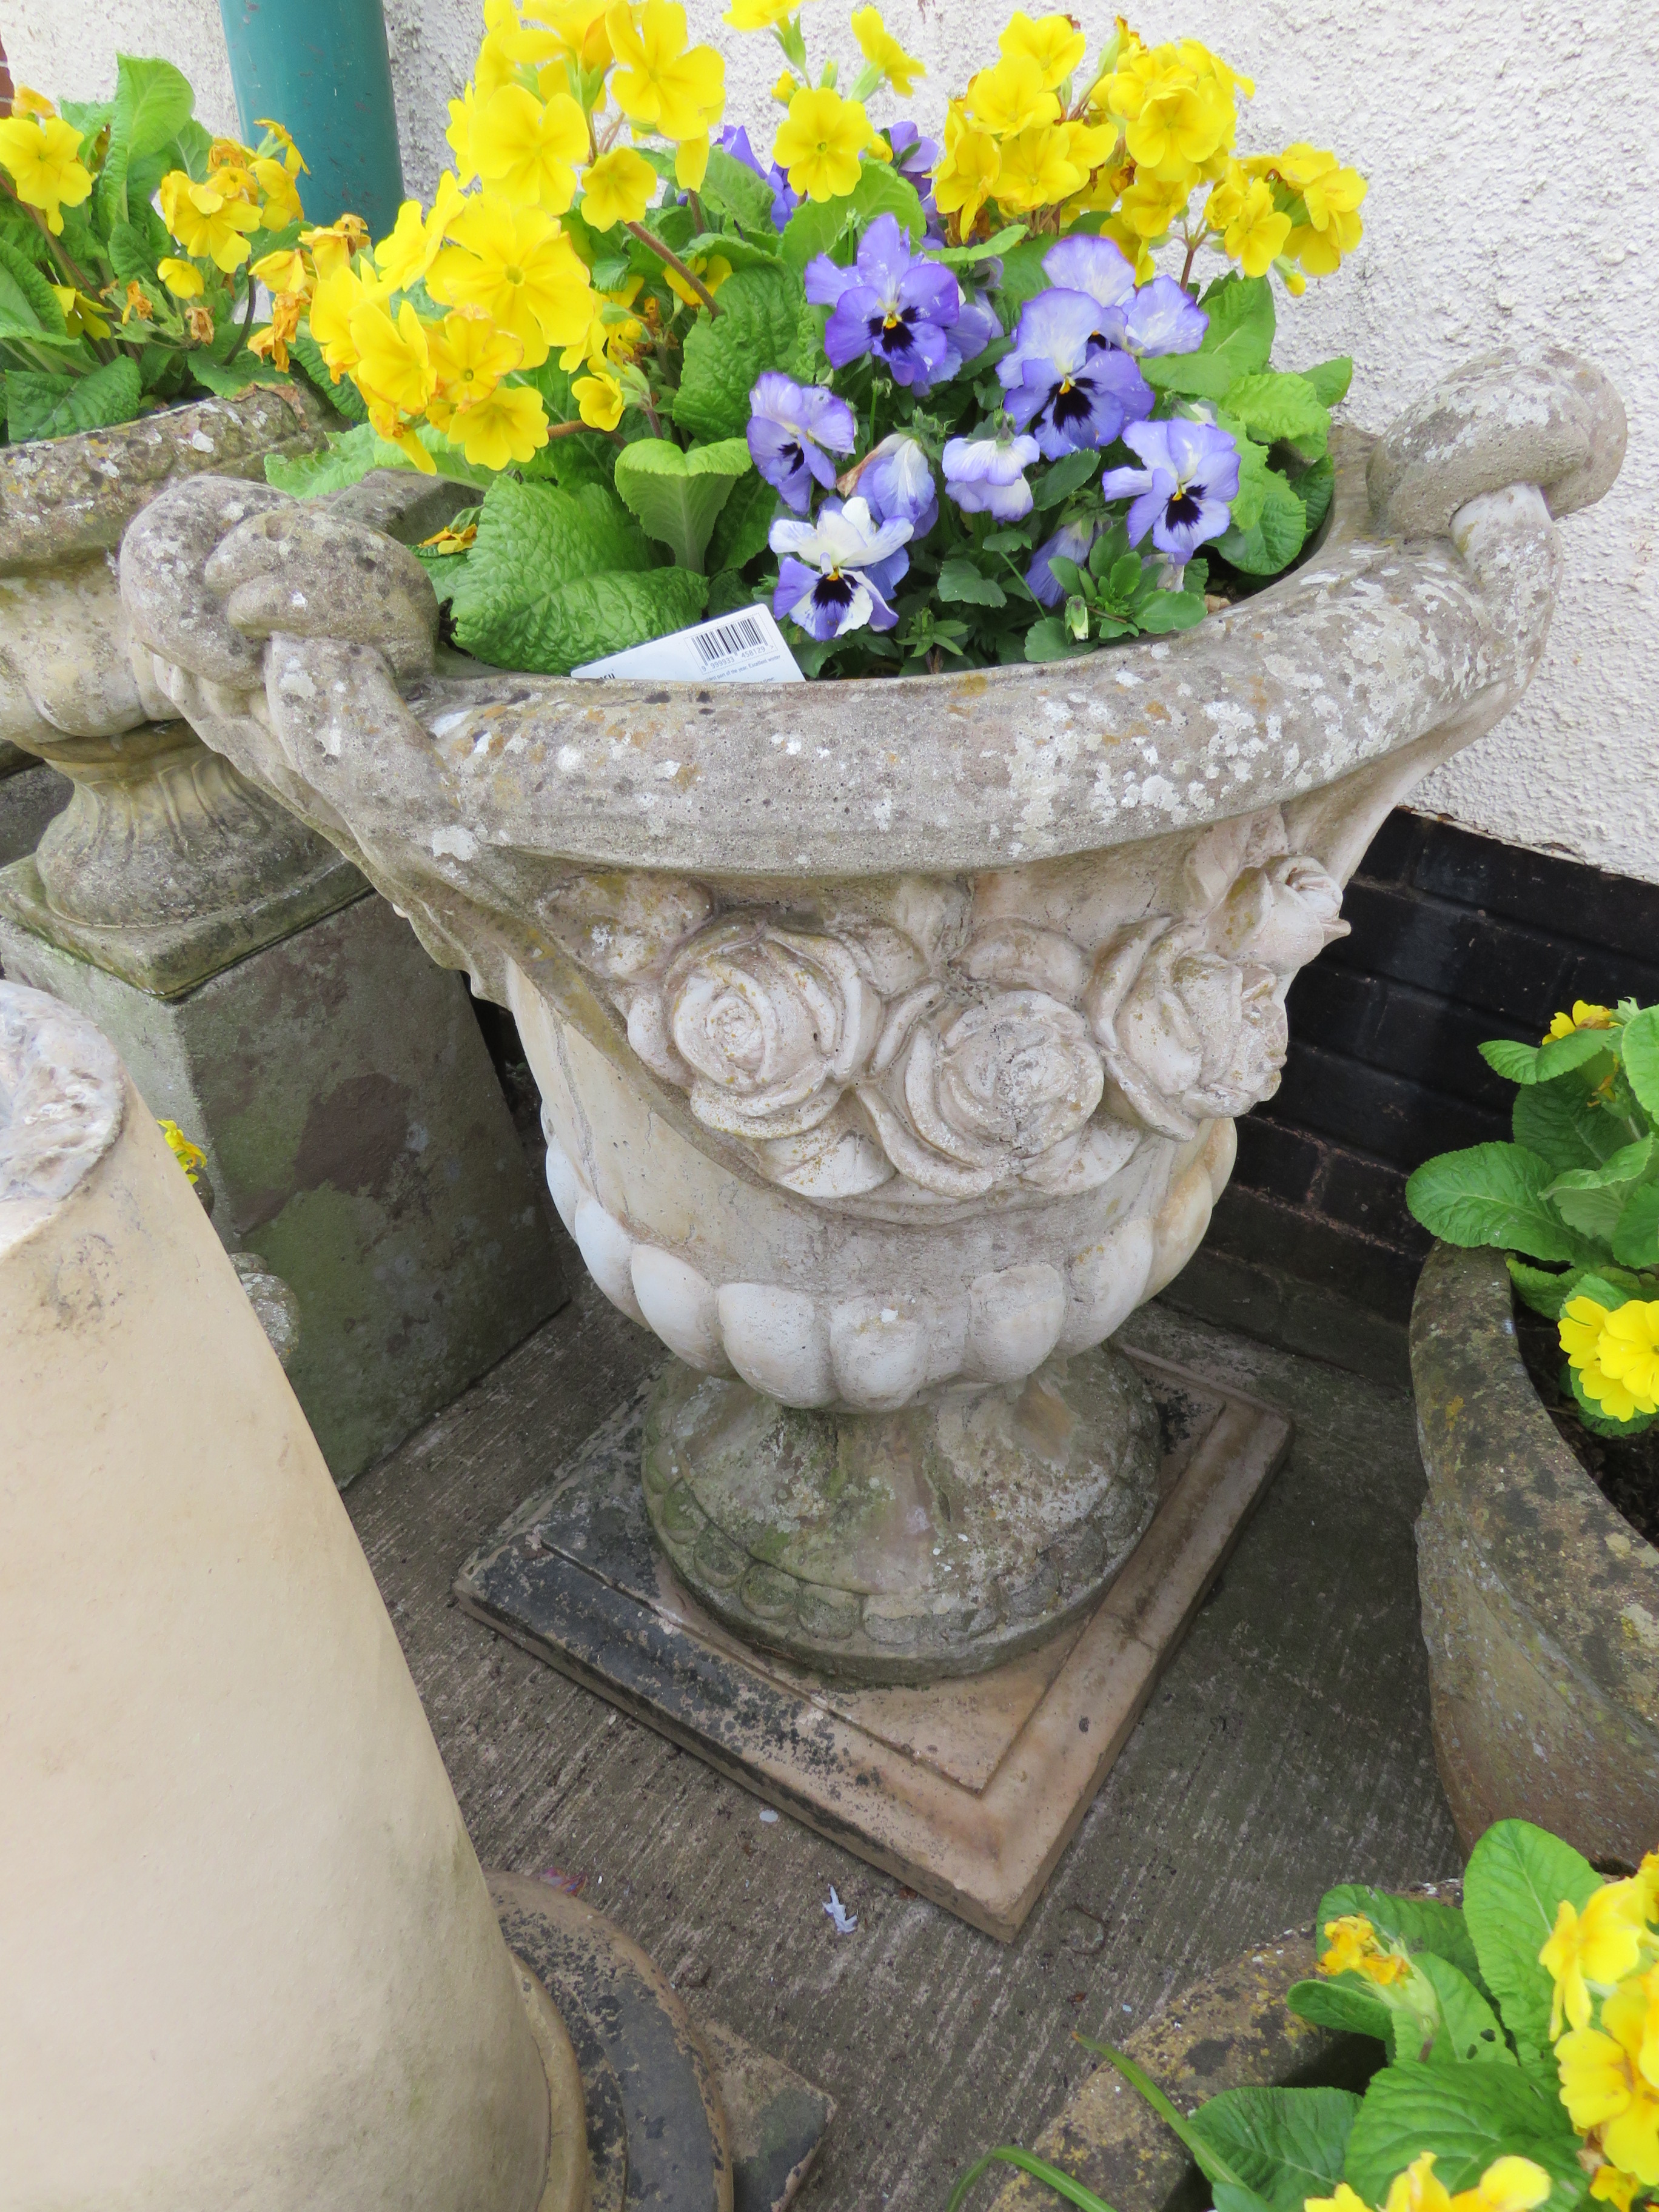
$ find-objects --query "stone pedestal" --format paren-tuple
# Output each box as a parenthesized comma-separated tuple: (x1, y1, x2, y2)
(0, 747, 67, 868)
(0, 893, 565, 1485)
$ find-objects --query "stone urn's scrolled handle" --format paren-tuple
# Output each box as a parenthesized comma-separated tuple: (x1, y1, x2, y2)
(1368, 343, 1626, 538)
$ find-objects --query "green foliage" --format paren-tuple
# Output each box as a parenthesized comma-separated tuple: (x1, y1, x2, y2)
(674, 264, 809, 441)
(1188, 2088, 1359, 2212)
(612, 435, 752, 569)
(1406, 1142, 1583, 1261)
(1215, 469, 1307, 574)
(448, 474, 706, 674)
(266, 421, 492, 496)
(1222, 369, 1330, 460)
(5, 357, 143, 439)
(699, 146, 779, 237)
(1345, 2063, 1586, 2208)
(706, 466, 779, 573)
(1463, 1822, 1598, 2059)
(1416, 1955, 1513, 2068)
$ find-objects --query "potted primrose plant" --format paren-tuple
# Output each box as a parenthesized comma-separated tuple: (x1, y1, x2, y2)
(1406, 1000, 1659, 1869)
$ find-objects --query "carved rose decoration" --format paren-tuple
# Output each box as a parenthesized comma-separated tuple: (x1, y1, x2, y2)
(1087, 923, 1287, 1140)
(1210, 855, 1347, 976)
(645, 916, 882, 1141)
(860, 988, 1105, 1199)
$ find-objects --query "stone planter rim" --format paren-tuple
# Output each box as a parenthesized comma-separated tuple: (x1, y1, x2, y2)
(0, 380, 325, 573)
(1410, 1241, 1659, 1737)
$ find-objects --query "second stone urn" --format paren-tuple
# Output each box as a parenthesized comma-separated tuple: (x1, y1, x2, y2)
(118, 346, 1624, 1683)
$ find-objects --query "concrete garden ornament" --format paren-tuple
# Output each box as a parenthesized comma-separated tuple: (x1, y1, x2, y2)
(119, 341, 1624, 1684)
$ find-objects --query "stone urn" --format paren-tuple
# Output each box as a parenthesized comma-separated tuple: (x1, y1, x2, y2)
(0, 383, 361, 995)
(1412, 1243, 1659, 1867)
(118, 347, 1623, 1684)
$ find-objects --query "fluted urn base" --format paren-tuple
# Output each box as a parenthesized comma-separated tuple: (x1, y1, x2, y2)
(643, 1345, 1162, 1684)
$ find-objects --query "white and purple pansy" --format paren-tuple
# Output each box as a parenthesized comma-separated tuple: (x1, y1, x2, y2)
(1101, 418, 1242, 561)
(857, 432, 938, 537)
(806, 213, 963, 392)
(997, 289, 1155, 458)
(942, 428, 1042, 521)
(1041, 235, 1208, 359)
(1025, 517, 1104, 606)
(746, 372, 858, 514)
(770, 495, 914, 640)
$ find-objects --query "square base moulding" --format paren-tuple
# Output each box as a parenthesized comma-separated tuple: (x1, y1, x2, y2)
(455, 1349, 1292, 1940)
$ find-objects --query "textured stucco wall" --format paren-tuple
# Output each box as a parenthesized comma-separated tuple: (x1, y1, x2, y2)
(15, 0, 1658, 883)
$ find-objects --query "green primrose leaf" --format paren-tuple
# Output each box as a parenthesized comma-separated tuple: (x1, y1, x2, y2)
(1142, 350, 1236, 400)
(1513, 1072, 1637, 1172)
(1481, 1037, 1543, 1083)
(1507, 1258, 1584, 1320)
(1546, 1136, 1655, 1240)
(674, 264, 809, 442)
(931, 223, 1029, 267)
(993, 235, 1054, 313)
(1404, 1142, 1581, 1261)
(4, 357, 144, 441)
(780, 194, 854, 275)
(1187, 2088, 1360, 2212)
(1620, 1005, 1659, 1119)
(1462, 1820, 1599, 2058)
(1025, 614, 1092, 662)
(1215, 469, 1307, 576)
(1285, 1977, 1396, 2045)
(1415, 1954, 1515, 2068)
(706, 465, 780, 572)
(937, 556, 1007, 606)
(1344, 2062, 1587, 2208)
(1537, 1027, 1620, 1081)
(612, 435, 753, 571)
(287, 327, 369, 421)
(116, 54, 196, 159)
(699, 144, 780, 236)
(1302, 356, 1353, 407)
(1216, 416, 1273, 532)
(1288, 454, 1336, 538)
(0, 237, 66, 337)
(1224, 370, 1331, 460)
(677, 230, 786, 275)
(1612, 1182, 1659, 1268)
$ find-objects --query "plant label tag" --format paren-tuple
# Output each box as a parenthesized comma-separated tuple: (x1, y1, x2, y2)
(571, 605, 803, 685)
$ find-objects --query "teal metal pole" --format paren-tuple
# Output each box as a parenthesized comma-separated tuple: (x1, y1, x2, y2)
(217, 0, 406, 241)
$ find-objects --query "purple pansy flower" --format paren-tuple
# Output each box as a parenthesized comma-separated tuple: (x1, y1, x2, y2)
(806, 213, 962, 392)
(997, 289, 1154, 458)
(746, 371, 857, 514)
(771, 495, 913, 640)
(953, 261, 1004, 364)
(859, 432, 938, 537)
(942, 429, 1041, 521)
(714, 123, 798, 231)
(888, 122, 940, 218)
(1101, 418, 1241, 561)
(1041, 235, 1207, 358)
(1026, 517, 1104, 606)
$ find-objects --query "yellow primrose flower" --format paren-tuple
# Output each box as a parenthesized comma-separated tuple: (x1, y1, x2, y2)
(426, 307, 524, 424)
(1271, 143, 1366, 273)
(429, 196, 594, 367)
(13, 85, 58, 121)
(118, 279, 155, 327)
(580, 144, 659, 229)
(421, 519, 478, 554)
(1318, 1914, 1410, 1986)
(159, 171, 263, 271)
(773, 70, 800, 101)
(665, 250, 731, 308)
(364, 392, 438, 474)
(1541, 1881, 1648, 2037)
(539, 0, 613, 70)
(1386, 2153, 1456, 2212)
(724, 0, 808, 27)
(309, 263, 383, 376)
(474, 26, 525, 97)
(208, 134, 255, 170)
(773, 85, 876, 201)
(851, 8, 925, 98)
(252, 155, 304, 227)
(300, 212, 371, 280)
(1206, 165, 1292, 276)
(998, 10, 1088, 91)
(991, 121, 1086, 212)
(184, 300, 216, 346)
(675, 132, 711, 189)
(1547, 1000, 1615, 1042)
(1561, 1299, 1659, 1425)
(606, 0, 726, 143)
(1590, 2167, 1642, 2212)
(157, 1120, 207, 1182)
(156, 255, 205, 298)
(1115, 172, 1193, 240)
(254, 117, 308, 175)
(349, 297, 438, 418)
(1560, 1982, 1659, 2185)
(933, 104, 1000, 236)
(451, 378, 550, 469)
(447, 83, 484, 186)
(0, 113, 93, 235)
(574, 364, 625, 428)
(965, 53, 1060, 136)
(1098, 215, 1155, 281)
(1062, 118, 1119, 175)
(251, 244, 311, 295)
(1102, 38, 1239, 184)
(249, 288, 304, 370)
(472, 83, 590, 212)
(373, 173, 465, 291)
(51, 283, 112, 340)
(1453, 2159, 1553, 2212)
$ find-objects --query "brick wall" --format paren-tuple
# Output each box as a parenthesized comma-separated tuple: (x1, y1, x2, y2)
(1205, 811, 1659, 1330)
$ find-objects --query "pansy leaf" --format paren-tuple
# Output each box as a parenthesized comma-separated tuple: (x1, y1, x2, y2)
(1134, 589, 1208, 634)
(1461, 1819, 1598, 2058)
(1404, 1142, 1580, 1261)
(1025, 614, 1092, 662)
(937, 557, 1006, 606)
(1033, 447, 1101, 508)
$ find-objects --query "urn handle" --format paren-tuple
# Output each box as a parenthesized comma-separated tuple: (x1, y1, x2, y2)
(1367, 343, 1625, 540)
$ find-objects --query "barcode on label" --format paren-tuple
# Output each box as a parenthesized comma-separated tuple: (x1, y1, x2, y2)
(693, 615, 766, 663)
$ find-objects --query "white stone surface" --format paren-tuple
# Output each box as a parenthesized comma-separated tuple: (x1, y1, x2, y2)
(17, 0, 1658, 882)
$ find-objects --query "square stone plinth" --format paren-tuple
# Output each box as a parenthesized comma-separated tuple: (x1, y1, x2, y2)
(455, 1352, 1291, 1939)
(0, 893, 567, 1484)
